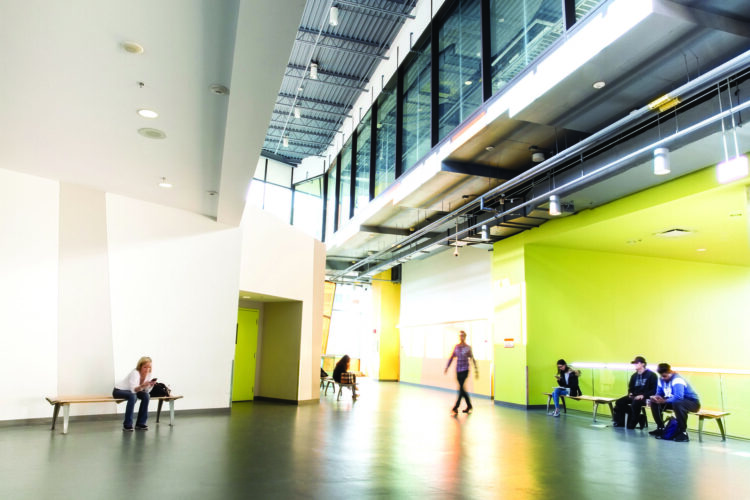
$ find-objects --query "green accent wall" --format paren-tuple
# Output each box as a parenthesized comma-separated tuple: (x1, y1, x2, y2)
(232, 308, 259, 401)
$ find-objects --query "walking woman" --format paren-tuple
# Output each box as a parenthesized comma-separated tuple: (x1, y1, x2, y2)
(444, 330, 478, 414)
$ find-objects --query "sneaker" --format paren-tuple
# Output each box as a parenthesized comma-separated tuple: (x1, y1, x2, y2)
(673, 432, 689, 442)
(649, 428, 663, 437)
(553, 409, 561, 417)
(462, 407, 473, 414)
(135, 424, 149, 431)
(451, 407, 459, 415)
(123, 426, 134, 432)
(612, 422, 624, 427)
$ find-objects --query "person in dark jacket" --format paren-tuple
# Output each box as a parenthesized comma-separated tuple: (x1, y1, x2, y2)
(550, 359, 581, 417)
(612, 356, 658, 429)
(333, 354, 359, 396)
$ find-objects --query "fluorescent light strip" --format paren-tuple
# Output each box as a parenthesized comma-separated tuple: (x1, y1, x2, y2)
(572, 362, 750, 375)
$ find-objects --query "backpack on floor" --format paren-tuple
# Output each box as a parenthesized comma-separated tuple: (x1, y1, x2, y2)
(661, 416, 679, 440)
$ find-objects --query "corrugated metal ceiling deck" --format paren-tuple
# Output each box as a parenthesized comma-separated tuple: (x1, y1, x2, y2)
(263, 0, 417, 165)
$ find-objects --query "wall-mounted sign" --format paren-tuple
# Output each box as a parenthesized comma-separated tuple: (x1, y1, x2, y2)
(504, 338, 515, 348)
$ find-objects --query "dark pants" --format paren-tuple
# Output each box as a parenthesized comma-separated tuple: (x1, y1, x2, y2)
(651, 398, 700, 432)
(113, 388, 150, 428)
(454, 370, 472, 410)
(613, 395, 648, 428)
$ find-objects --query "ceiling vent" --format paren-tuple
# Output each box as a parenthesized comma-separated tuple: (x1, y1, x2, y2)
(655, 228, 693, 238)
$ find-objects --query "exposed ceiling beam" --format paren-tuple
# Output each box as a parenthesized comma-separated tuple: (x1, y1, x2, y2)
(287, 63, 366, 85)
(267, 124, 333, 139)
(269, 119, 337, 134)
(285, 67, 366, 92)
(441, 160, 515, 179)
(272, 108, 342, 125)
(295, 38, 389, 60)
(298, 26, 384, 49)
(335, 0, 416, 19)
(277, 93, 351, 111)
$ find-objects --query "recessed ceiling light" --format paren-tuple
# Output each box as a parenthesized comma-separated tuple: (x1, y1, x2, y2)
(158, 177, 172, 188)
(696, 248, 707, 252)
(122, 41, 144, 54)
(209, 84, 230, 96)
(298, 86, 304, 92)
(137, 109, 159, 119)
(485, 145, 495, 151)
(465, 80, 472, 86)
(138, 128, 166, 139)
(593, 81, 606, 89)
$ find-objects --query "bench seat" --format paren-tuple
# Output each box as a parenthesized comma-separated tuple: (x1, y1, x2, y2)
(664, 408, 731, 442)
(543, 392, 617, 422)
(45, 395, 183, 434)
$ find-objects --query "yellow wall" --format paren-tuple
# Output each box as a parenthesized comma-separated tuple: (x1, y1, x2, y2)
(491, 248, 528, 406)
(372, 270, 401, 381)
(257, 301, 302, 401)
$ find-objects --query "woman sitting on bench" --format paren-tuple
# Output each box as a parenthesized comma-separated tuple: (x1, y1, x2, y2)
(113, 356, 157, 431)
(333, 355, 359, 398)
(550, 359, 581, 417)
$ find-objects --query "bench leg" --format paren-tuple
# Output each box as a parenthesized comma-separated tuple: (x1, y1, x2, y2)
(337, 385, 343, 401)
(546, 395, 552, 414)
(156, 399, 164, 423)
(169, 400, 175, 426)
(562, 396, 566, 414)
(698, 416, 705, 442)
(717, 418, 726, 441)
(51, 403, 61, 430)
(592, 402, 599, 422)
(63, 404, 70, 435)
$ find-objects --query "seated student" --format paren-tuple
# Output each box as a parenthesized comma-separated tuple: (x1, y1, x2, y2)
(333, 354, 359, 397)
(648, 363, 700, 442)
(550, 359, 581, 417)
(612, 356, 657, 429)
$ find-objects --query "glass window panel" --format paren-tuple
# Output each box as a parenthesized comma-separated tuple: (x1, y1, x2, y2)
(338, 140, 352, 226)
(247, 179, 265, 209)
(354, 111, 372, 215)
(402, 40, 432, 173)
(325, 162, 337, 241)
(263, 183, 292, 223)
(489, 0, 563, 95)
(575, 0, 605, 22)
(375, 89, 397, 197)
(293, 176, 323, 240)
(438, 0, 482, 140)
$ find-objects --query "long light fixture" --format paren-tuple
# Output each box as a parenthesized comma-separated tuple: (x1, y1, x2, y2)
(310, 62, 318, 80)
(549, 195, 561, 216)
(158, 177, 172, 188)
(653, 147, 670, 175)
(329, 6, 339, 26)
(716, 80, 748, 184)
(294, 106, 301, 119)
(283, 136, 289, 148)
(481, 224, 488, 241)
(453, 218, 460, 257)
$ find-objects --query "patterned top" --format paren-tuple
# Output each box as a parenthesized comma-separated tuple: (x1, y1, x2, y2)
(447, 344, 474, 373)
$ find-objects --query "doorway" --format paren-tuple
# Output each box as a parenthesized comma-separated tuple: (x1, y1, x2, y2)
(232, 308, 259, 401)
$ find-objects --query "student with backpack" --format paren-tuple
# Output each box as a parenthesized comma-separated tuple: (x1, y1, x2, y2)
(648, 363, 700, 442)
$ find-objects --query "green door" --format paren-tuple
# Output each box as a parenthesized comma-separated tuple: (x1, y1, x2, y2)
(232, 308, 259, 401)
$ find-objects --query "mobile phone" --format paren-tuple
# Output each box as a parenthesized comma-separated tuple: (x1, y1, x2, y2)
(151, 378, 157, 382)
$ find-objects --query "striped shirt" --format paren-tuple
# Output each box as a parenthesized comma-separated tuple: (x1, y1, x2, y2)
(447, 344, 474, 373)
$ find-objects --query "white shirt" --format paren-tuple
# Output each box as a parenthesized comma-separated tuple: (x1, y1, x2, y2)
(114, 369, 151, 392)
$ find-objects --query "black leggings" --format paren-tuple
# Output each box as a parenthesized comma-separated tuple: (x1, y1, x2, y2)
(454, 370, 472, 410)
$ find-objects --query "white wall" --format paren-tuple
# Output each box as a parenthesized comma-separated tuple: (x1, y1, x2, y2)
(238, 204, 325, 401)
(107, 194, 242, 411)
(0, 168, 59, 420)
(401, 246, 492, 327)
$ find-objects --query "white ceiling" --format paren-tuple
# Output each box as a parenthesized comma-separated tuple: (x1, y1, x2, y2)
(0, 0, 304, 225)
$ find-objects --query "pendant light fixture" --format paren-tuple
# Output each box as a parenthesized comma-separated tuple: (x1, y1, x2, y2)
(653, 147, 670, 175)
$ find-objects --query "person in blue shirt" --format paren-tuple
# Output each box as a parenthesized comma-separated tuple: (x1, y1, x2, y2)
(648, 363, 700, 442)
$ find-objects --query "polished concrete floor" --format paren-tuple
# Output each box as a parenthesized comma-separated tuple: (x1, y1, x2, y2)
(1, 381, 748, 499)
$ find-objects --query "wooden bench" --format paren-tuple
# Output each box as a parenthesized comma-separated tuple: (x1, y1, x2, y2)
(543, 392, 617, 422)
(45, 395, 183, 434)
(663, 408, 731, 442)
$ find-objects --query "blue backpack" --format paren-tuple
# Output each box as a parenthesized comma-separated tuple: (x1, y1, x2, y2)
(662, 417, 679, 440)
